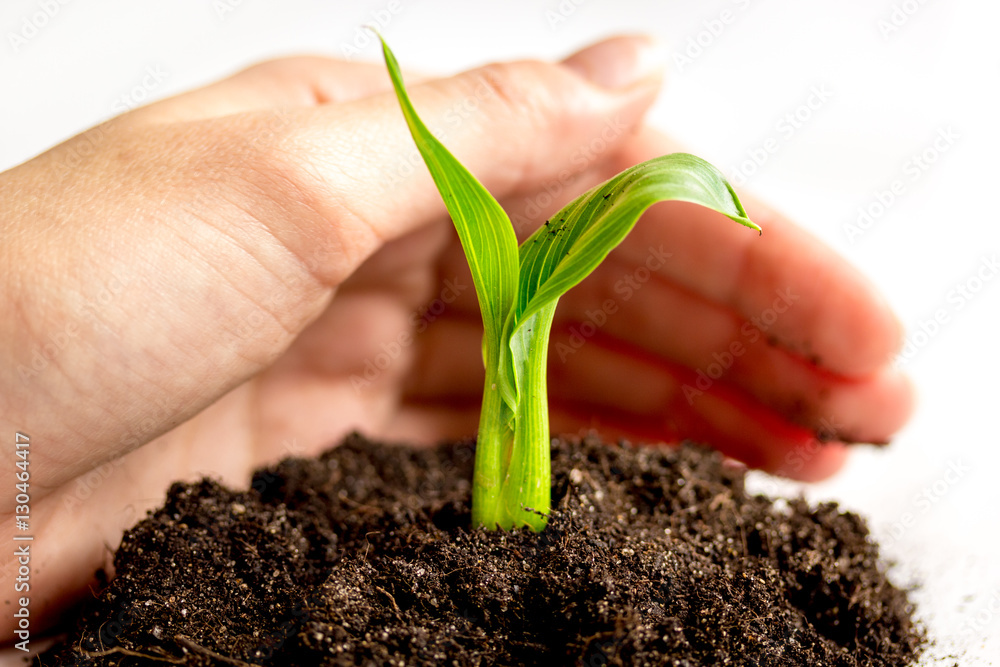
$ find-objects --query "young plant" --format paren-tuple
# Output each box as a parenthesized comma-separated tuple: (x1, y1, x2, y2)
(380, 38, 760, 531)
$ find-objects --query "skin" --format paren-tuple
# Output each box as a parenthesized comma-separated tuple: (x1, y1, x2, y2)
(0, 35, 913, 642)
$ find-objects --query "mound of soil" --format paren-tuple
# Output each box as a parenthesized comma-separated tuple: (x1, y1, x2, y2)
(39, 434, 924, 666)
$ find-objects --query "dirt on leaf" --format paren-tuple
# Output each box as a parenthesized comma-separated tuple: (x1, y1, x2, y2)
(39, 433, 924, 666)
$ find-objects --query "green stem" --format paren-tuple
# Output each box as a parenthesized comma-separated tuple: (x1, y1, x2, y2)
(498, 306, 556, 531)
(472, 365, 512, 529)
(472, 306, 555, 531)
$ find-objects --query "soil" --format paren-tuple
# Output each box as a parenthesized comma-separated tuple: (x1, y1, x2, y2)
(39, 433, 924, 666)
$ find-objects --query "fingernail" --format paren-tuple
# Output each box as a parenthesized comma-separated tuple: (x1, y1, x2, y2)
(561, 35, 667, 89)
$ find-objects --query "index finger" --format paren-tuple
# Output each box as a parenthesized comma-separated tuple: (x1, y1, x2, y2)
(124, 58, 417, 125)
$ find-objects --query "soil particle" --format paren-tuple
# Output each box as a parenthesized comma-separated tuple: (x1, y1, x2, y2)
(40, 433, 924, 666)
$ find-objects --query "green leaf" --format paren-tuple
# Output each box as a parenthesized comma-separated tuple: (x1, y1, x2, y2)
(378, 32, 759, 533)
(378, 35, 519, 369)
(497, 154, 757, 530)
(510, 153, 758, 342)
(378, 34, 522, 530)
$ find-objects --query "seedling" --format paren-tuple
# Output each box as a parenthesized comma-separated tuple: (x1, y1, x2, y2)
(380, 38, 759, 531)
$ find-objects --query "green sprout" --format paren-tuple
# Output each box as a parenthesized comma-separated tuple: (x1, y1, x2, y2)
(379, 37, 760, 531)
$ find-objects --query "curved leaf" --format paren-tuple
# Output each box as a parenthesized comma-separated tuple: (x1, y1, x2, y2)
(379, 35, 518, 366)
(379, 35, 522, 530)
(498, 153, 758, 405)
(513, 152, 757, 333)
(380, 33, 759, 532)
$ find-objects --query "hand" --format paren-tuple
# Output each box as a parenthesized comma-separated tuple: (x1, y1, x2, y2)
(0, 35, 911, 641)
(525, 125, 914, 478)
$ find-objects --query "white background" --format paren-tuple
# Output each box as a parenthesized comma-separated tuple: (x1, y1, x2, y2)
(2, 1, 998, 664)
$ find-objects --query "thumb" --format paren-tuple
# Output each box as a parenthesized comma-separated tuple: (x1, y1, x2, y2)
(264, 35, 666, 286)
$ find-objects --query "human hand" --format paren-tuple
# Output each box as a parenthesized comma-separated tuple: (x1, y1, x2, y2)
(514, 124, 914, 479)
(0, 34, 666, 641)
(0, 33, 910, 642)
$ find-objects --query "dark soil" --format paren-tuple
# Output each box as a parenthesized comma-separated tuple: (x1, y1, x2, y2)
(39, 434, 924, 666)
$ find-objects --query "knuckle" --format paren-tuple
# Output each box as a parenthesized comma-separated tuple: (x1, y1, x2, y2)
(203, 116, 364, 285)
(233, 57, 340, 105)
(467, 61, 557, 127)
(199, 113, 302, 193)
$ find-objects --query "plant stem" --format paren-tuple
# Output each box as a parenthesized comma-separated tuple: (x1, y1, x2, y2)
(472, 307, 554, 531)
(499, 307, 556, 530)
(472, 364, 511, 529)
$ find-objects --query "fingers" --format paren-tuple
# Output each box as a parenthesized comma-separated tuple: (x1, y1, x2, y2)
(605, 127, 905, 378)
(486, 122, 912, 447)
(424, 215, 914, 447)
(264, 35, 665, 285)
(399, 119, 915, 473)
(543, 326, 874, 476)
(547, 349, 851, 483)
(385, 390, 847, 483)
(125, 57, 406, 124)
(560, 34, 669, 89)
(548, 252, 915, 444)
(500, 123, 906, 379)
(399, 315, 846, 481)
